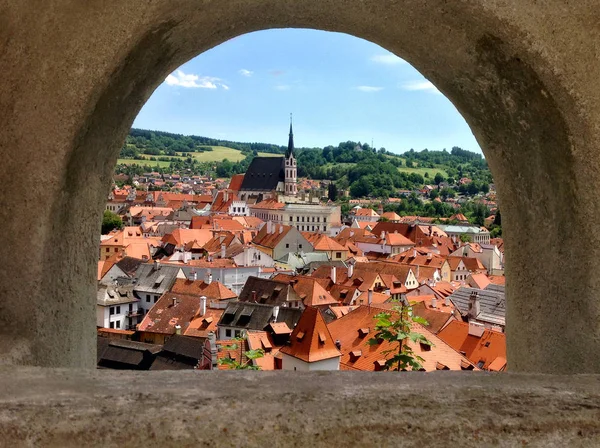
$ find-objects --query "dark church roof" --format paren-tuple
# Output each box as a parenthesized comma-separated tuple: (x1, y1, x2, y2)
(286, 120, 295, 158)
(240, 156, 285, 192)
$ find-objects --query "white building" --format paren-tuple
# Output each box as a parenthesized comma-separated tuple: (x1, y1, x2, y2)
(280, 307, 341, 371)
(228, 200, 249, 216)
(438, 224, 491, 245)
(97, 284, 140, 330)
(249, 201, 341, 235)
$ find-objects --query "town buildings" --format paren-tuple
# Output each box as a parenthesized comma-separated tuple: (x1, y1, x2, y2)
(97, 120, 507, 372)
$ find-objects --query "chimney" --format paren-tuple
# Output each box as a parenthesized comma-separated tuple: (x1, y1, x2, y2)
(272, 306, 280, 323)
(244, 246, 250, 266)
(381, 231, 386, 241)
(190, 271, 197, 281)
(468, 291, 480, 318)
(335, 340, 341, 350)
(208, 331, 218, 369)
(468, 321, 485, 338)
(206, 271, 213, 285)
(221, 244, 226, 259)
(348, 263, 354, 278)
(175, 324, 182, 335)
(200, 296, 207, 317)
(279, 225, 283, 234)
(331, 266, 337, 284)
(368, 289, 373, 307)
(252, 290, 257, 303)
(172, 297, 177, 307)
(431, 296, 437, 309)
(412, 249, 417, 258)
(427, 253, 432, 260)
(154, 260, 160, 270)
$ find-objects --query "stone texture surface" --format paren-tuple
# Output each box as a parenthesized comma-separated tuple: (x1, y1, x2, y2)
(1, 1, 600, 372)
(0, 368, 599, 447)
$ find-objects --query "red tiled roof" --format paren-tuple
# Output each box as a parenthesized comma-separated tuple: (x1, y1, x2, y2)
(327, 305, 476, 371)
(355, 208, 379, 217)
(252, 224, 293, 249)
(280, 307, 341, 363)
(468, 273, 491, 290)
(162, 229, 214, 248)
(184, 309, 224, 338)
(138, 292, 200, 335)
(228, 174, 245, 192)
(170, 278, 237, 301)
(437, 320, 506, 371)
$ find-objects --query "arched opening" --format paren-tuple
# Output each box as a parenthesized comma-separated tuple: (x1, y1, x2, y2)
(1, 1, 598, 373)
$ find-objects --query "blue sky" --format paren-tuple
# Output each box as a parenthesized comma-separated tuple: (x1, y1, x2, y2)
(133, 28, 481, 155)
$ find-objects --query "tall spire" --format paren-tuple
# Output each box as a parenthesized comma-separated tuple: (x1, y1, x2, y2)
(286, 113, 295, 158)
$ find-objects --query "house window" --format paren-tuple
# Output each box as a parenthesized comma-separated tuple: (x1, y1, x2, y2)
(225, 329, 232, 337)
(312, 217, 315, 222)
(289, 216, 293, 221)
(116, 306, 121, 314)
(115, 321, 120, 329)
(286, 244, 290, 248)
(105, 248, 109, 253)
(297, 217, 299, 222)
(317, 217, 320, 222)
(234, 330, 241, 338)
(336, 252, 342, 259)
(109, 322, 114, 329)
(323, 226, 327, 232)
(109, 307, 115, 315)
(146, 294, 150, 302)
(302, 217, 305, 222)
(299, 244, 303, 249)
(154, 296, 158, 303)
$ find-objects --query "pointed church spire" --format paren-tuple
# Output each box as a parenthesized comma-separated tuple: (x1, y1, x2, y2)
(286, 113, 295, 158)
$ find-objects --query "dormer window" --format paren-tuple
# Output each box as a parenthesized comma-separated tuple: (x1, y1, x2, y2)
(349, 350, 362, 362)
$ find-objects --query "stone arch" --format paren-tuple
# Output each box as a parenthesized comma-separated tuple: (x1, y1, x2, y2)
(1, 1, 599, 372)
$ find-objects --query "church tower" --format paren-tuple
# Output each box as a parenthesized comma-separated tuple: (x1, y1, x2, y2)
(284, 114, 297, 196)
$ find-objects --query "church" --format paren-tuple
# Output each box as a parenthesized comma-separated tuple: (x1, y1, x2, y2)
(237, 118, 297, 203)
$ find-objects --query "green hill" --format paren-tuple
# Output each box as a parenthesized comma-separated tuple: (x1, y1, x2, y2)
(116, 128, 490, 199)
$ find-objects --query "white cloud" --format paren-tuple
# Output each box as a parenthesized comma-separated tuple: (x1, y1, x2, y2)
(220, 84, 230, 90)
(239, 69, 253, 77)
(356, 85, 383, 92)
(401, 80, 441, 94)
(371, 53, 406, 65)
(274, 85, 291, 91)
(164, 70, 225, 89)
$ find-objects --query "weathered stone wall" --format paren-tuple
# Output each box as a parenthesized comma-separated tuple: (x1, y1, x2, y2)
(0, 368, 599, 446)
(0, 1, 599, 372)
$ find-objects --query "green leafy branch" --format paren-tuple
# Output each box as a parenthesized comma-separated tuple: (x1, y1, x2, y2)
(368, 299, 434, 371)
(218, 335, 265, 370)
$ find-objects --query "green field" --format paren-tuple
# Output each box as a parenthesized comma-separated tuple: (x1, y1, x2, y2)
(398, 166, 448, 178)
(116, 158, 172, 168)
(117, 146, 284, 167)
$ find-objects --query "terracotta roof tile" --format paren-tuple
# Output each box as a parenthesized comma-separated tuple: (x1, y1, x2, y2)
(437, 320, 506, 371)
(327, 305, 476, 371)
(280, 307, 341, 363)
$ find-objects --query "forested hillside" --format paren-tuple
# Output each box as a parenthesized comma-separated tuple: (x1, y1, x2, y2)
(117, 128, 492, 200)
